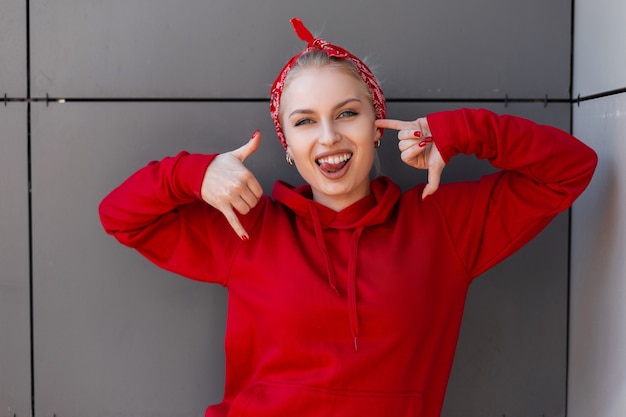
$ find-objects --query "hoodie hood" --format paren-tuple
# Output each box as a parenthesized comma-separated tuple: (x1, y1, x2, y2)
(272, 177, 401, 350)
(272, 176, 401, 229)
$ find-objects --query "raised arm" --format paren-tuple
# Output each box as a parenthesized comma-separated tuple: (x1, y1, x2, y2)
(436, 108, 596, 277)
(381, 108, 597, 279)
(99, 131, 264, 283)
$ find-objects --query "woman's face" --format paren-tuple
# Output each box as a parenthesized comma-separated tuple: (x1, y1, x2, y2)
(280, 66, 381, 211)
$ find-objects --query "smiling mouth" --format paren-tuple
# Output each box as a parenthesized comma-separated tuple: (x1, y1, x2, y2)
(316, 153, 353, 173)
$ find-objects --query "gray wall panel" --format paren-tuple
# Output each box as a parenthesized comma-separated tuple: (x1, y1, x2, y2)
(0, 104, 30, 417)
(31, 0, 571, 99)
(574, 0, 626, 97)
(31, 101, 568, 416)
(569, 94, 626, 417)
(0, 0, 26, 97)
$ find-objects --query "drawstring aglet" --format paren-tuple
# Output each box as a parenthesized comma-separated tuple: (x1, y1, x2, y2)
(354, 337, 359, 351)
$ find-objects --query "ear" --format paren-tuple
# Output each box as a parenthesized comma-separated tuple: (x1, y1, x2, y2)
(375, 127, 382, 141)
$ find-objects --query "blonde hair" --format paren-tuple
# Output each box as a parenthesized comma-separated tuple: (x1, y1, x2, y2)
(281, 50, 375, 113)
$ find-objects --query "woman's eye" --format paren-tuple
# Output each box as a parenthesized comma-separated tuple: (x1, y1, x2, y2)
(294, 118, 314, 127)
(338, 110, 358, 119)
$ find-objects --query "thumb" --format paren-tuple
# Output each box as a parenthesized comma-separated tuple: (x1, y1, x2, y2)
(232, 130, 261, 162)
(422, 161, 444, 200)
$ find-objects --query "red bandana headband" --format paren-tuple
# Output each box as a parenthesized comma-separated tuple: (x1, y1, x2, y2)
(270, 17, 386, 149)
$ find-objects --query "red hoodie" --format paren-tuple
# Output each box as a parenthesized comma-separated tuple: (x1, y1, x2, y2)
(99, 108, 597, 417)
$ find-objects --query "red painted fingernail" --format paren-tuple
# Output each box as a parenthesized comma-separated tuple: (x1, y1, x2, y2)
(251, 130, 260, 138)
(418, 137, 434, 147)
(241, 235, 249, 241)
(413, 131, 422, 138)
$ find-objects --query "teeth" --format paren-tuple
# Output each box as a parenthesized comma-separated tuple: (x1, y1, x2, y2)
(316, 153, 352, 165)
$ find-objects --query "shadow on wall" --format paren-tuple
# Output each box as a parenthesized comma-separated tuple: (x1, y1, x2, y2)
(570, 125, 625, 415)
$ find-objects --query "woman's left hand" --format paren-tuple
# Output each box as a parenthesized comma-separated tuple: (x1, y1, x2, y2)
(375, 117, 446, 199)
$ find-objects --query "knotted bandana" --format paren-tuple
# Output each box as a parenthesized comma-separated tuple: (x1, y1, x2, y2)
(270, 17, 386, 149)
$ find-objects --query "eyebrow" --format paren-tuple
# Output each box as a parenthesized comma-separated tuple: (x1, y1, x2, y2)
(288, 98, 362, 119)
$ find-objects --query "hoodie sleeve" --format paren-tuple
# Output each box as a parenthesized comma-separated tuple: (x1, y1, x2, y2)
(426, 108, 597, 280)
(98, 151, 246, 285)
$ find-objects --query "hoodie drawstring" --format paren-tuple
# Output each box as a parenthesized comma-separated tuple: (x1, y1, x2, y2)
(348, 227, 364, 351)
(309, 203, 339, 296)
(308, 202, 364, 351)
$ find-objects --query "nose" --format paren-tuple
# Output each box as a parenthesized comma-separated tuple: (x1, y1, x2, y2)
(318, 120, 341, 146)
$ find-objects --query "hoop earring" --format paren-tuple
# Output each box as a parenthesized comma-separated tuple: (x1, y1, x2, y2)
(374, 139, 381, 148)
(286, 153, 295, 166)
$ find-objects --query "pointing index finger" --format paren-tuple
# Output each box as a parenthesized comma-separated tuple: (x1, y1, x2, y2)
(375, 118, 415, 132)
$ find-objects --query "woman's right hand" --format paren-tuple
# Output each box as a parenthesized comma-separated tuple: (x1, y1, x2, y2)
(201, 130, 263, 240)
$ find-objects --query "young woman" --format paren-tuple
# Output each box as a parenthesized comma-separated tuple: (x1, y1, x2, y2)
(99, 17, 597, 417)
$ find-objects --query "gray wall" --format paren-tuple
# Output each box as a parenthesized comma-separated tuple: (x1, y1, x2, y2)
(569, 0, 626, 416)
(0, 1, 30, 416)
(1, 1, 592, 416)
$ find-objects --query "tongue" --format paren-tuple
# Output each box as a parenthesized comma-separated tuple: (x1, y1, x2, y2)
(320, 161, 347, 173)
